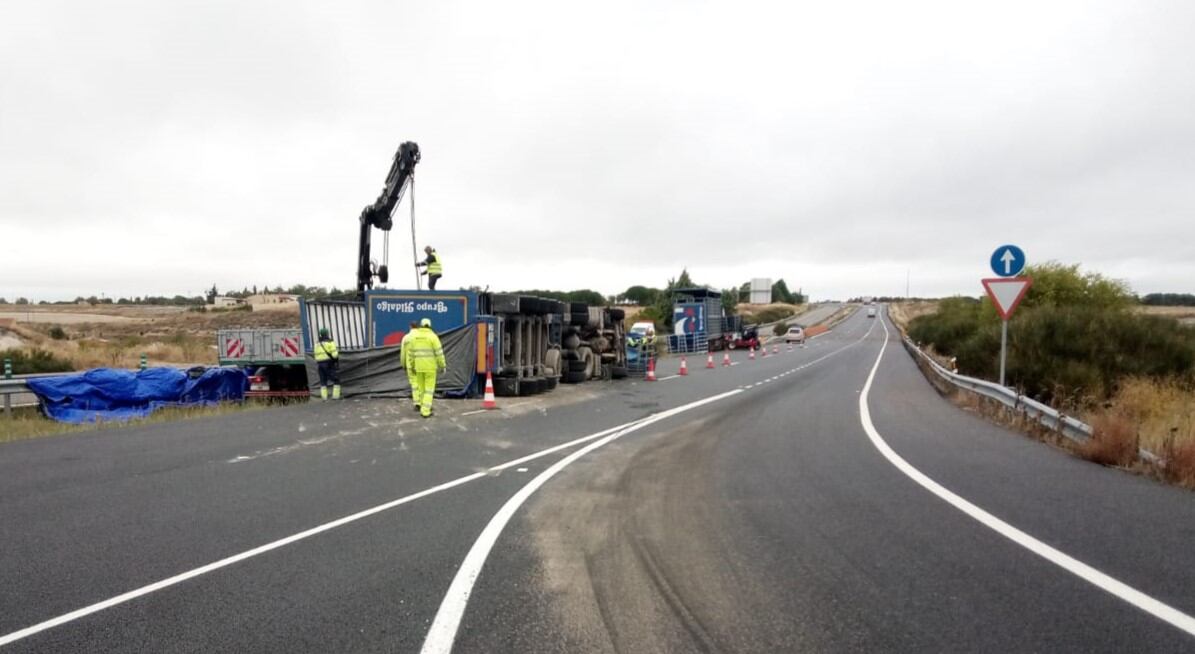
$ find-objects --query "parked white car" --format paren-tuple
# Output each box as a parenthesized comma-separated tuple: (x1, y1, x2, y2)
(783, 326, 806, 344)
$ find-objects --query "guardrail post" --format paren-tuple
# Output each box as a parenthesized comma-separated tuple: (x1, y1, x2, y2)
(139, 353, 147, 371)
(3, 357, 10, 417)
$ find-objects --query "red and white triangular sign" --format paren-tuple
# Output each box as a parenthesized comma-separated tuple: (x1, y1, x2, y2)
(982, 277, 1033, 320)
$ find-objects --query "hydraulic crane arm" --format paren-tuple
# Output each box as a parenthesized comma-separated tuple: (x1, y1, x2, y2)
(357, 141, 421, 295)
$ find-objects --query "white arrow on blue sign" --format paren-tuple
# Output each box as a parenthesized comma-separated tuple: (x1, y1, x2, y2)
(990, 245, 1026, 277)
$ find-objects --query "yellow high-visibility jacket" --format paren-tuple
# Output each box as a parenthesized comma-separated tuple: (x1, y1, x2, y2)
(406, 328, 446, 373)
(314, 339, 340, 362)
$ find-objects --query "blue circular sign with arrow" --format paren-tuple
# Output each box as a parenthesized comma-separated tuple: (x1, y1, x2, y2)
(990, 244, 1026, 277)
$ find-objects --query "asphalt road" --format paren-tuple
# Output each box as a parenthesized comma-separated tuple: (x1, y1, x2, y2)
(1, 309, 1192, 652)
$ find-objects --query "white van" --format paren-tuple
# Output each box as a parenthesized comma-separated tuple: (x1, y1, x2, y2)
(867, 306, 877, 318)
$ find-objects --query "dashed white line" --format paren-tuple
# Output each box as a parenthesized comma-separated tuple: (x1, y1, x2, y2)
(859, 313, 1195, 638)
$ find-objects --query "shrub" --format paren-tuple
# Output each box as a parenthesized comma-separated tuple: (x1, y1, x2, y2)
(0, 348, 74, 374)
(48, 326, 68, 340)
(773, 321, 789, 336)
(1083, 412, 1139, 467)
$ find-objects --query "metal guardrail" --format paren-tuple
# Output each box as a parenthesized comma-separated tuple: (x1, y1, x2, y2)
(901, 335, 1161, 465)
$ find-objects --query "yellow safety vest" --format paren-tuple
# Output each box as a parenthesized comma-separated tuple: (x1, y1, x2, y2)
(427, 253, 443, 276)
(407, 328, 446, 373)
(314, 339, 339, 362)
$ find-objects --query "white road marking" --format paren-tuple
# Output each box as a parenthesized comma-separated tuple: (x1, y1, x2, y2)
(0, 415, 663, 648)
(460, 409, 488, 416)
(657, 374, 681, 381)
(859, 314, 1195, 638)
(420, 388, 744, 654)
(1, 311, 871, 649)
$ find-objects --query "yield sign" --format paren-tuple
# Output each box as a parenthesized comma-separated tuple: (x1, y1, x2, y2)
(982, 277, 1033, 320)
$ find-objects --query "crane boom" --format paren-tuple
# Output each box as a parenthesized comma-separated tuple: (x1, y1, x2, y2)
(357, 141, 421, 295)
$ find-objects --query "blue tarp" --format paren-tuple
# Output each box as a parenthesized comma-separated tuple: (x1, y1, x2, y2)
(26, 367, 249, 424)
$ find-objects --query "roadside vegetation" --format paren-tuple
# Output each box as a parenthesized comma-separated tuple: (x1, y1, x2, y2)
(0, 402, 267, 444)
(905, 262, 1195, 488)
(0, 307, 297, 371)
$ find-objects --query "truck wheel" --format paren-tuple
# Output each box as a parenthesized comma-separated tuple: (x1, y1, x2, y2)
(611, 365, 628, 379)
(562, 370, 587, 384)
(543, 376, 558, 391)
(493, 377, 519, 397)
(567, 359, 588, 373)
(609, 308, 625, 321)
(517, 378, 537, 396)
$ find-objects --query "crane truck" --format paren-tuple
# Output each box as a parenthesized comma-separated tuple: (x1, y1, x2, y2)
(221, 141, 626, 397)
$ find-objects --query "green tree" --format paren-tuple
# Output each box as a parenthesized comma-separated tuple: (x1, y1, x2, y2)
(675, 268, 695, 288)
(622, 285, 658, 305)
(738, 282, 750, 303)
(772, 279, 795, 304)
(720, 289, 739, 316)
(1017, 262, 1133, 312)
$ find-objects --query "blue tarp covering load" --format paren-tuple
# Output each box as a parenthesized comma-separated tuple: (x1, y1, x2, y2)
(26, 367, 249, 424)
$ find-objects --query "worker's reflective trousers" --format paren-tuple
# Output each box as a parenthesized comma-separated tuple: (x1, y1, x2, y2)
(415, 370, 436, 416)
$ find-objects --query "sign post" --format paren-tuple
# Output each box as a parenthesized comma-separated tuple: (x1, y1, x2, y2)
(985, 245, 1030, 387)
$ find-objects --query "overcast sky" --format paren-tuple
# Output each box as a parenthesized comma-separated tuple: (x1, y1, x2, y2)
(3, 1, 1193, 302)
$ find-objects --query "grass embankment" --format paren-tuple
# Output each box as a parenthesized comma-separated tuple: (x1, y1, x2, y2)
(906, 263, 1195, 488)
(737, 302, 803, 325)
(0, 402, 269, 444)
(0, 307, 298, 372)
(888, 300, 940, 332)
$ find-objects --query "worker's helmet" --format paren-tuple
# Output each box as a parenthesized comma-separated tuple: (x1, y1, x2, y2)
(424, 245, 434, 253)
(318, 327, 330, 339)
(420, 318, 432, 328)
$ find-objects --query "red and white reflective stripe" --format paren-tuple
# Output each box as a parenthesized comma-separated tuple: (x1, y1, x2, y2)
(279, 337, 300, 357)
(225, 339, 245, 358)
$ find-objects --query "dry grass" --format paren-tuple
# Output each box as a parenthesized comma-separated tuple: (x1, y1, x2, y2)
(1085, 377, 1195, 487)
(0, 402, 269, 443)
(1082, 412, 1139, 467)
(2, 306, 298, 371)
(888, 300, 940, 333)
(1137, 305, 1195, 327)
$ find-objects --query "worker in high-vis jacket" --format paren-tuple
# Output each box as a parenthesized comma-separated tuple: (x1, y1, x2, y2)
(401, 320, 421, 411)
(313, 328, 341, 400)
(407, 317, 446, 417)
(415, 245, 443, 290)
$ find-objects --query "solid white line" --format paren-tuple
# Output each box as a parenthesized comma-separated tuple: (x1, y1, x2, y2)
(0, 415, 651, 648)
(420, 388, 744, 654)
(859, 314, 1195, 638)
(0, 471, 488, 647)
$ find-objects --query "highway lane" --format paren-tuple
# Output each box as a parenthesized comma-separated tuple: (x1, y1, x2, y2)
(0, 312, 866, 651)
(451, 309, 1195, 653)
(3, 308, 1191, 652)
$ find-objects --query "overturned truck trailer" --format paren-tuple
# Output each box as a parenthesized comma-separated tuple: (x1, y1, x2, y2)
(298, 290, 626, 399)
(489, 294, 627, 396)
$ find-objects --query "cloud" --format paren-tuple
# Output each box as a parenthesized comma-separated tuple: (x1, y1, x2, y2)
(3, 0, 1193, 301)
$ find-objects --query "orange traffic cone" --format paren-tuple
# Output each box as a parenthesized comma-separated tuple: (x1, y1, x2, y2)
(646, 358, 657, 381)
(773, 344, 779, 354)
(762, 346, 768, 357)
(679, 356, 688, 376)
(722, 352, 731, 367)
(749, 347, 756, 360)
(706, 353, 715, 369)
(482, 372, 497, 410)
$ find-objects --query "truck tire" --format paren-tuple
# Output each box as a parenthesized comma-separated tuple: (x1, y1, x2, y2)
(562, 370, 587, 384)
(543, 376, 558, 391)
(611, 365, 628, 379)
(569, 302, 588, 314)
(545, 348, 562, 375)
(561, 348, 581, 361)
(610, 308, 625, 321)
(493, 377, 519, 397)
(491, 293, 520, 314)
(517, 378, 537, 396)
(567, 359, 588, 373)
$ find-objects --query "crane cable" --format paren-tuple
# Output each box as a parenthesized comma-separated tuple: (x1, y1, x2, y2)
(409, 174, 421, 290)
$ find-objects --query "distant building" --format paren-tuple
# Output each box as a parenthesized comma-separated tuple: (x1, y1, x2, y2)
(212, 296, 244, 308)
(245, 293, 298, 306)
(749, 278, 772, 304)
